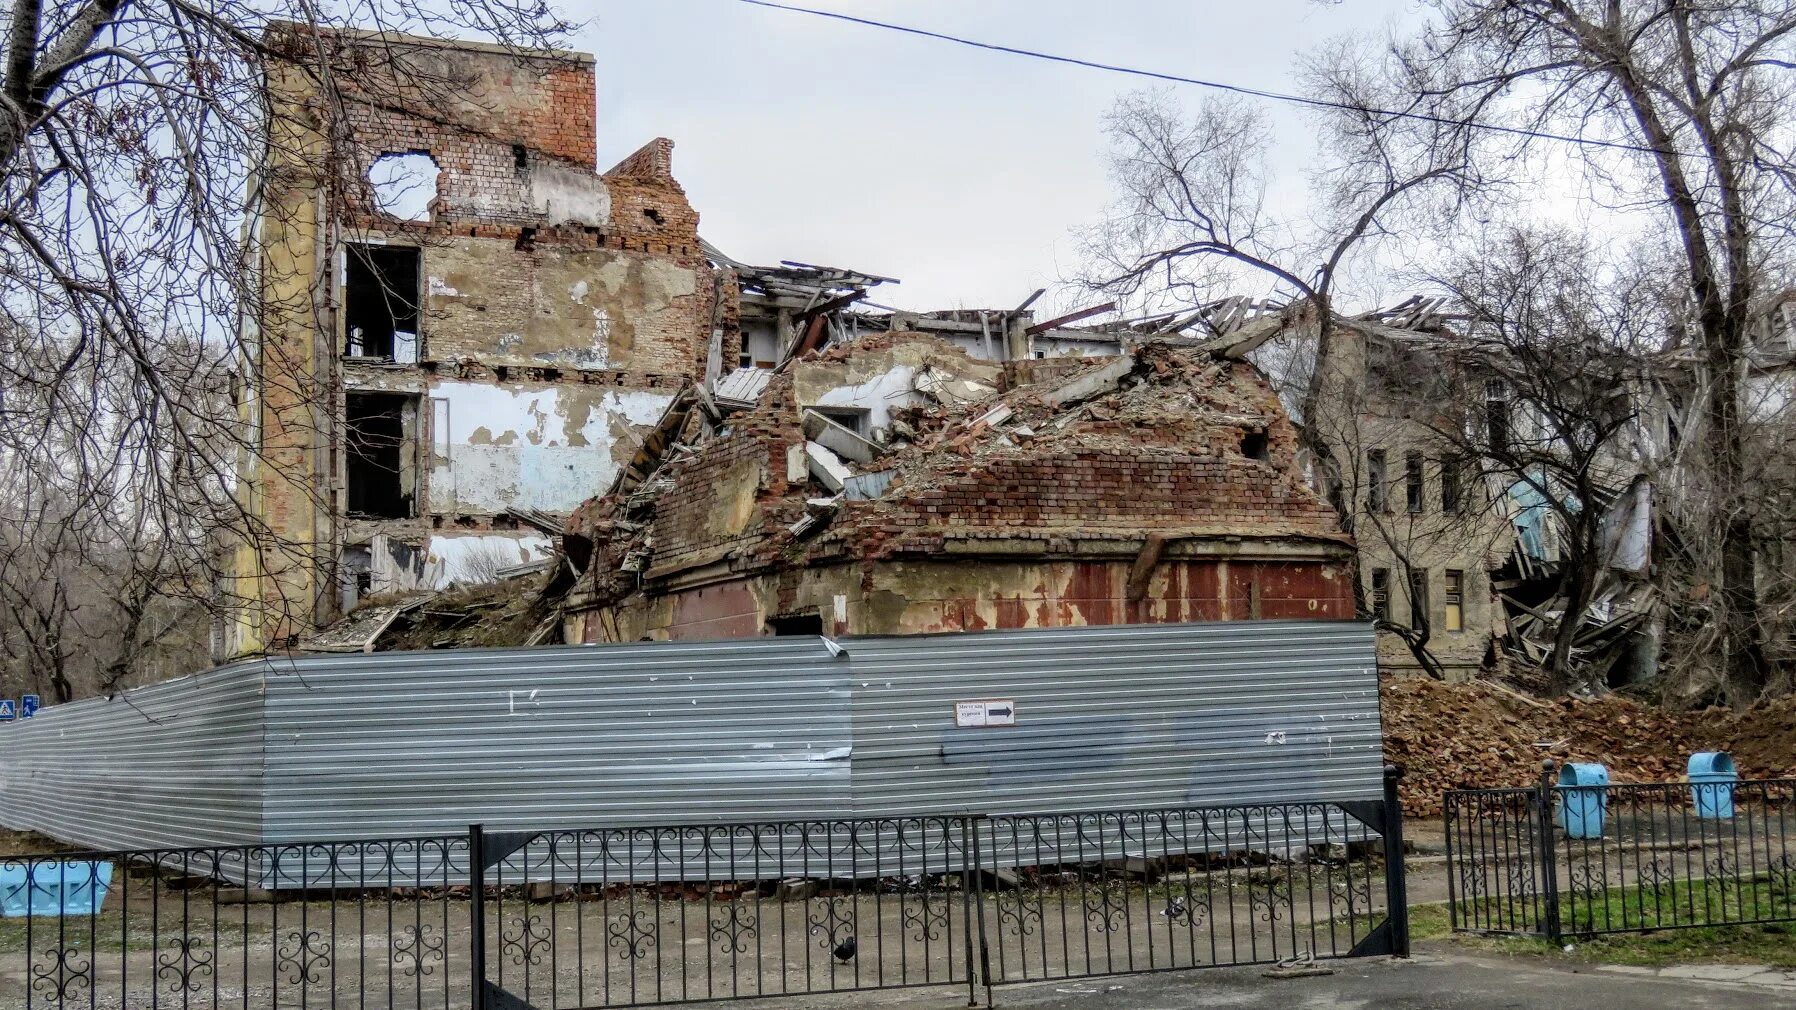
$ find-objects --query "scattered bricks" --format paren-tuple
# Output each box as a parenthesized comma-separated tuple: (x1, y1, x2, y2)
(564, 337, 1351, 635)
(774, 878, 820, 902)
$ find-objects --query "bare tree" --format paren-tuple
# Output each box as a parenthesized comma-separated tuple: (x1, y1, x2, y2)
(1078, 69, 1477, 669)
(1404, 227, 1664, 691)
(1373, 1, 1796, 701)
(0, 1, 569, 693)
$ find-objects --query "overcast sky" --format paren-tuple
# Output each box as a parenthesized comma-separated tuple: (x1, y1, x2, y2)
(570, 0, 1423, 311)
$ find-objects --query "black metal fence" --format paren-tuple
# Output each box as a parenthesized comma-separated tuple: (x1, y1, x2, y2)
(3, 773, 1407, 1008)
(1443, 762, 1796, 940)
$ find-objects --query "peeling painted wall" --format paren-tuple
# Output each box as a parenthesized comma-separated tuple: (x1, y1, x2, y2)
(793, 336, 1004, 433)
(428, 380, 672, 514)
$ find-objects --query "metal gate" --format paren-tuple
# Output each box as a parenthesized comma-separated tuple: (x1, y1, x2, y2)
(468, 769, 1409, 1008)
(3, 773, 1407, 1009)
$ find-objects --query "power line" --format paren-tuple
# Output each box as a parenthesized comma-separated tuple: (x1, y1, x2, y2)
(732, 0, 1674, 158)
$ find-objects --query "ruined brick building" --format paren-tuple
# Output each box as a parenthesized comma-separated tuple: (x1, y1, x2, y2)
(226, 28, 1357, 657)
(223, 28, 723, 656)
(557, 337, 1355, 642)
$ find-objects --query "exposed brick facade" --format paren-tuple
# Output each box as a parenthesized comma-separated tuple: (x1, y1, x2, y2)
(227, 28, 721, 656)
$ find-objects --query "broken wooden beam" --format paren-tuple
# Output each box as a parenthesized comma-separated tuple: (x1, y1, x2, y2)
(1025, 301, 1117, 336)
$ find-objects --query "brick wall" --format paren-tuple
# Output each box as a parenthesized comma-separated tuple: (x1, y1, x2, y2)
(233, 27, 727, 650)
(859, 450, 1342, 544)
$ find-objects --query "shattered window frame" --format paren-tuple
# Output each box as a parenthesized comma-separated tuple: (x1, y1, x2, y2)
(1440, 455, 1464, 513)
(1405, 451, 1424, 514)
(1444, 569, 1464, 632)
(1366, 449, 1388, 513)
(1370, 568, 1390, 622)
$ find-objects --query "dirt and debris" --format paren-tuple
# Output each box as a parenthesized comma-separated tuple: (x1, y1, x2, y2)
(1384, 675, 1796, 816)
(0, 828, 73, 858)
(300, 570, 557, 654)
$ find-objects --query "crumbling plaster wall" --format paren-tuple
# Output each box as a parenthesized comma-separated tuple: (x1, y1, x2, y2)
(792, 336, 1004, 432)
(230, 28, 719, 655)
(425, 533, 554, 586)
(422, 237, 705, 372)
(428, 380, 673, 515)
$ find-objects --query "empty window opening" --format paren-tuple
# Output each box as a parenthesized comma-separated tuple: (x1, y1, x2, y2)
(1441, 455, 1464, 513)
(344, 244, 421, 362)
(1405, 452, 1424, 513)
(340, 545, 372, 613)
(345, 392, 418, 520)
(512, 143, 528, 169)
(1240, 430, 1269, 461)
(1408, 569, 1429, 629)
(1370, 568, 1390, 623)
(367, 152, 439, 223)
(1444, 570, 1465, 632)
(767, 613, 823, 636)
(742, 325, 780, 369)
(813, 407, 870, 437)
(1366, 449, 1388, 512)
(1485, 379, 1511, 454)
(642, 207, 664, 225)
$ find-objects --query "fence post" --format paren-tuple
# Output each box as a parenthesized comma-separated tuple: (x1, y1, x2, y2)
(1381, 764, 1411, 957)
(957, 815, 986, 1007)
(469, 823, 486, 1010)
(1535, 760, 1562, 941)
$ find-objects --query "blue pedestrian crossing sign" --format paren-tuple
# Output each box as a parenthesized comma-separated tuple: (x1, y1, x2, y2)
(0, 700, 14, 721)
(20, 695, 38, 719)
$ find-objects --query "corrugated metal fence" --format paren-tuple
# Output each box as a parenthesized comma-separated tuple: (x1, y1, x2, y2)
(0, 621, 1381, 863)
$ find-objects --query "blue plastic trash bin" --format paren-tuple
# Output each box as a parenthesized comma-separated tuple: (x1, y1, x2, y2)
(0, 861, 114, 917)
(1689, 751, 1737, 819)
(1557, 762, 1610, 839)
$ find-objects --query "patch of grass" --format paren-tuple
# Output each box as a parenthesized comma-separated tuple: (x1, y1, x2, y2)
(1416, 876, 1796, 970)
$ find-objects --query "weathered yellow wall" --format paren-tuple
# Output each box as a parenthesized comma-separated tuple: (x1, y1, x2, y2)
(223, 57, 333, 655)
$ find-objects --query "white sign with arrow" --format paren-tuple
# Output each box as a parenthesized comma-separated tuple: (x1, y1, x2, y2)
(954, 699, 1017, 728)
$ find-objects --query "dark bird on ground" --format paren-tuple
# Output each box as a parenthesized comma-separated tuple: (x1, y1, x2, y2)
(833, 936, 857, 962)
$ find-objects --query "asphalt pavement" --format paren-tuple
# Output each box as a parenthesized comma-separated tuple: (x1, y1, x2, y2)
(722, 951, 1796, 1009)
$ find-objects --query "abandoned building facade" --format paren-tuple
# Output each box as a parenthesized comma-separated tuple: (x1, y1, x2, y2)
(225, 29, 719, 656)
(225, 29, 1359, 658)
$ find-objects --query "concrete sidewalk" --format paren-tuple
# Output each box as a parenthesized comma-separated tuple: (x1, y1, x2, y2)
(725, 951, 1796, 1009)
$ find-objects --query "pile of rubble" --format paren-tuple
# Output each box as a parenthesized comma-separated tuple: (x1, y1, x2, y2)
(299, 569, 557, 654)
(1384, 675, 1796, 817)
(553, 330, 1338, 634)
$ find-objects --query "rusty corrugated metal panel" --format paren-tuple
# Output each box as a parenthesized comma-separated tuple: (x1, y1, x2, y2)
(0, 622, 1380, 854)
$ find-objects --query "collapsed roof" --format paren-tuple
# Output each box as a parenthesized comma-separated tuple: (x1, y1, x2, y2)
(555, 332, 1350, 619)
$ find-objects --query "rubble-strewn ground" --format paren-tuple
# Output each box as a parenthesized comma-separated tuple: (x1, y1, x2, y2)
(1384, 676, 1796, 816)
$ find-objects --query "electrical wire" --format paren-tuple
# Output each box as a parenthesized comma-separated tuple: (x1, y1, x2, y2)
(732, 0, 1677, 158)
